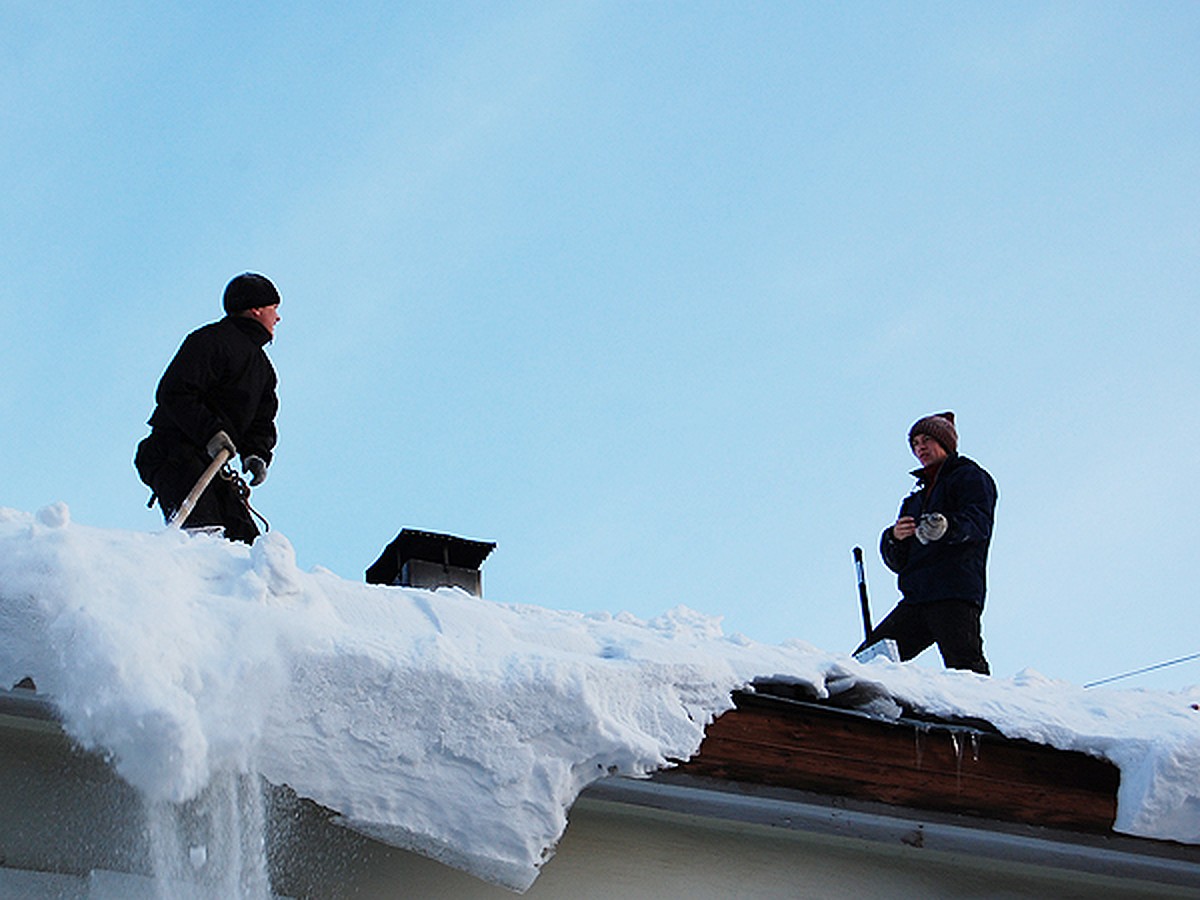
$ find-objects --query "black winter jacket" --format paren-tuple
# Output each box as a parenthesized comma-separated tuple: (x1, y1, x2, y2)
(146, 316, 278, 463)
(879, 453, 997, 609)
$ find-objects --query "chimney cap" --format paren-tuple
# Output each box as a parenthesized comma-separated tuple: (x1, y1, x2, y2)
(366, 528, 496, 586)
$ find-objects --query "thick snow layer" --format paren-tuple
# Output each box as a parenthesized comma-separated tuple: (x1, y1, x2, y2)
(2, 505, 1199, 890)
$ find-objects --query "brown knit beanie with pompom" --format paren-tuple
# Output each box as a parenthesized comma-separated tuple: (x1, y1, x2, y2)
(908, 412, 958, 454)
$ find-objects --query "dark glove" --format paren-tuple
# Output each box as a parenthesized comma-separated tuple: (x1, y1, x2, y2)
(916, 512, 948, 544)
(206, 430, 237, 460)
(242, 455, 268, 487)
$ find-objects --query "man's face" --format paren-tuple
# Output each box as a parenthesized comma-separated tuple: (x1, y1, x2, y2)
(910, 433, 948, 467)
(246, 304, 281, 337)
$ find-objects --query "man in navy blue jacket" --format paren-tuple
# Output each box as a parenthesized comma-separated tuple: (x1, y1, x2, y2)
(858, 412, 997, 674)
(135, 273, 281, 543)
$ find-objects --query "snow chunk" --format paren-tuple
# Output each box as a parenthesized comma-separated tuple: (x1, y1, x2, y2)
(37, 502, 70, 528)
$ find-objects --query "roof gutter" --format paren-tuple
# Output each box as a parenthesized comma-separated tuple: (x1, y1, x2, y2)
(582, 773, 1200, 891)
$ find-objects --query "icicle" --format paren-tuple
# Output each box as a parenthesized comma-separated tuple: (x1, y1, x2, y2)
(950, 732, 964, 795)
(913, 723, 929, 769)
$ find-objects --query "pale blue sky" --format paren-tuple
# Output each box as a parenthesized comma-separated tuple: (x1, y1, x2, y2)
(3, 2, 1198, 689)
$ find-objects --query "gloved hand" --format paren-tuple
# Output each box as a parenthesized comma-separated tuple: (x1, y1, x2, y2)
(916, 512, 948, 544)
(242, 455, 268, 487)
(206, 430, 237, 460)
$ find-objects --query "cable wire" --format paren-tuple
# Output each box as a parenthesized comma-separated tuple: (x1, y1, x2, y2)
(1083, 652, 1200, 689)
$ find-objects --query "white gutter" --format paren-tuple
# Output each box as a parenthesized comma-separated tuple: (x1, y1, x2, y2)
(582, 773, 1200, 892)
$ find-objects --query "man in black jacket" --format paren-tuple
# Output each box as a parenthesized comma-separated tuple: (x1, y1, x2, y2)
(857, 412, 997, 674)
(135, 273, 281, 543)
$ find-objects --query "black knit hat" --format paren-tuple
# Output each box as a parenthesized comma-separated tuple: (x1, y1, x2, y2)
(908, 412, 958, 454)
(223, 273, 280, 315)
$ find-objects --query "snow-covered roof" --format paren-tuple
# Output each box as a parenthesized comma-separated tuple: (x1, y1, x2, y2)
(2, 504, 1198, 891)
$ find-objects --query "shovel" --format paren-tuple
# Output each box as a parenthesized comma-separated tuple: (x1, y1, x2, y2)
(853, 546, 872, 640)
(167, 448, 231, 530)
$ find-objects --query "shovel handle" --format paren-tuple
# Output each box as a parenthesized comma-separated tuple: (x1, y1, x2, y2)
(853, 546, 873, 640)
(167, 448, 232, 530)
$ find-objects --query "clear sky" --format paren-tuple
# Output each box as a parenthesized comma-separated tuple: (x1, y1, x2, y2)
(3, 2, 1197, 690)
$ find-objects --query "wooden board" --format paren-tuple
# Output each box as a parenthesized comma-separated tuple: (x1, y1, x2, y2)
(679, 693, 1119, 834)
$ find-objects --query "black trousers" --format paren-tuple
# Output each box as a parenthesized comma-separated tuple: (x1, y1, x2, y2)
(135, 434, 260, 544)
(859, 599, 989, 675)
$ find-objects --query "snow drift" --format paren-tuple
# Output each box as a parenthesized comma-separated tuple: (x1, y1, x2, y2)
(1, 504, 1198, 891)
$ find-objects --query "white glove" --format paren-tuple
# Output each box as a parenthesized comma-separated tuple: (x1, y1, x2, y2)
(206, 430, 237, 460)
(916, 512, 948, 544)
(242, 455, 268, 487)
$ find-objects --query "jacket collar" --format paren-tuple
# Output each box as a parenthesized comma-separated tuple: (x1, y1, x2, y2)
(910, 451, 960, 485)
(225, 314, 272, 346)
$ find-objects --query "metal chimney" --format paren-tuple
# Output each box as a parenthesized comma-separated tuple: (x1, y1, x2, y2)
(365, 529, 496, 597)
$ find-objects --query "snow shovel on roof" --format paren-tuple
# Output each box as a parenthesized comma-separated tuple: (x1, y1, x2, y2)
(851, 546, 900, 664)
(166, 448, 231, 530)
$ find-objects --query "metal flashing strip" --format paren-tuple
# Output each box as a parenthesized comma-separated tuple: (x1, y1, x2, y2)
(744, 686, 1002, 736)
(581, 774, 1200, 891)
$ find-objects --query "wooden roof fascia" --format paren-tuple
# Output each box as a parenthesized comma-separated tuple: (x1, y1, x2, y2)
(679, 690, 1121, 834)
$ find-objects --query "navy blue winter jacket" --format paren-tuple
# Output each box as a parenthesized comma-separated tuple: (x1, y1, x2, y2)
(879, 453, 997, 609)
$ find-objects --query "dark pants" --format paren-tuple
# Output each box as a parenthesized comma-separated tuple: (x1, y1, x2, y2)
(858, 599, 989, 675)
(135, 434, 260, 544)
